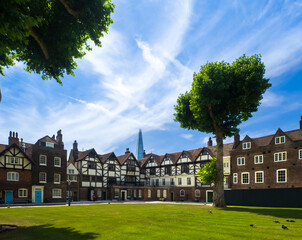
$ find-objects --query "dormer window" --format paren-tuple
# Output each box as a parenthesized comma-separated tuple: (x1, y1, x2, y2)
(165, 156, 169, 161)
(182, 153, 187, 158)
(242, 142, 251, 150)
(46, 142, 54, 148)
(275, 136, 285, 144)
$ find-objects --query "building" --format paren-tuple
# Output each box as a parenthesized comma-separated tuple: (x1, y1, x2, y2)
(230, 117, 302, 190)
(0, 132, 33, 204)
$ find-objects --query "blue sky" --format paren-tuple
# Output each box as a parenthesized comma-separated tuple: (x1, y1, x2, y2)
(1, 0, 302, 157)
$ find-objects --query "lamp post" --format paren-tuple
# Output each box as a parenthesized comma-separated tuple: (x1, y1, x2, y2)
(67, 179, 71, 206)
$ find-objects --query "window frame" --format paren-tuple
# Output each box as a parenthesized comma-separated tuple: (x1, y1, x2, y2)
(178, 178, 182, 185)
(180, 189, 185, 197)
(299, 149, 302, 160)
(52, 188, 62, 198)
(254, 155, 263, 164)
(274, 152, 287, 162)
(54, 173, 61, 184)
(7, 172, 19, 181)
(39, 155, 47, 166)
(195, 189, 201, 198)
(18, 188, 28, 198)
(39, 172, 47, 183)
(242, 142, 251, 150)
(54, 157, 61, 167)
(275, 136, 285, 144)
(276, 169, 287, 183)
(233, 173, 238, 184)
(187, 177, 191, 185)
(237, 157, 245, 166)
(241, 172, 250, 184)
(255, 171, 264, 183)
(148, 189, 151, 198)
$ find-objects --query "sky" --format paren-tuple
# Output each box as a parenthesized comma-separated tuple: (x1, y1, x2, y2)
(1, 0, 302, 157)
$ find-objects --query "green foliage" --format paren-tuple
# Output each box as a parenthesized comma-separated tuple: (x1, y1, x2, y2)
(174, 54, 271, 137)
(0, 0, 114, 84)
(197, 157, 217, 185)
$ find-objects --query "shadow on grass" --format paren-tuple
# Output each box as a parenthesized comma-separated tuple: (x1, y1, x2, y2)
(0, 224, 98, 240)
(222, 206, 302, 220)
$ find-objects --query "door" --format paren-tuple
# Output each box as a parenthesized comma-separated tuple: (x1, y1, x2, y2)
(73, 192, 78, 201)
(171, 192, 174, 201)
(206, 191, 213, 203)
(102, 191, 107, 200)
(35, 190, 42, 203)
(121, 191, 125, 200)
(5, 191, 13, 204)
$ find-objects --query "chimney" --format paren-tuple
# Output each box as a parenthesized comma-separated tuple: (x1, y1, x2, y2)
(8, 131, 20, 146)
(56, 129, 62, 143)
(73, 140, 78, 161)
(234, 134, 240, 148)
(52, 134, 55, 140)
(207, 137, 213, 147)
(300, 116, 302, 129)
(125, 148, 130, 154)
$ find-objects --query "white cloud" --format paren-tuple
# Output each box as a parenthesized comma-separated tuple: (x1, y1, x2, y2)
(181, 134, 193, 140)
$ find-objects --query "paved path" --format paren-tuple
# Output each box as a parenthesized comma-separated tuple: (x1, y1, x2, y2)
(0, 200, 212, 208)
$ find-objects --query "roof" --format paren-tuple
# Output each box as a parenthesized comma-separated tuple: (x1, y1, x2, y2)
(68, 148, 96, 162)
(117, 152, 133, 165)
(207, 142, 234, 157)
(98, 152, 115, 163)
(36, 135, 58, 144)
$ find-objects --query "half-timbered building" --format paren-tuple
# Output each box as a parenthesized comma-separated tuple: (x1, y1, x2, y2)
(0, 132, 33, 204)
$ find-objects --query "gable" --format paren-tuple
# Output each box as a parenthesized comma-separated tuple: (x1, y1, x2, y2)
(0, 144, 32, 170)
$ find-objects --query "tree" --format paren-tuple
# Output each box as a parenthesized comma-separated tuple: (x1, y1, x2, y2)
(197, 158, 217, 185)
(0, 0, 115, 101)
(174, 54, 271, 207)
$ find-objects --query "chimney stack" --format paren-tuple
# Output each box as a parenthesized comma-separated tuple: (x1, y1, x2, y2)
(73, 140, 78, 162)
(300, 116, 302, 129)
(207, 137, 213, 147)
(125, 148, 130, 154)
(8, 131, 20, 146)
(234, 134, 240, 148)
(56, 130, 62, 143)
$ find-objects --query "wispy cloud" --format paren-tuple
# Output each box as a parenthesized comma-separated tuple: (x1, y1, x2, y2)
(181, 134, 193, 140)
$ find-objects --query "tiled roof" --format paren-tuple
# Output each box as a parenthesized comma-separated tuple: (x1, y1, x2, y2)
(98, 152, 115, 163)
(68, 148, 96, 162)
(117, 152, 132, 165)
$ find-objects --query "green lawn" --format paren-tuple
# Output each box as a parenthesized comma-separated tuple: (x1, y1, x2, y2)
(0, 203, 302, 240)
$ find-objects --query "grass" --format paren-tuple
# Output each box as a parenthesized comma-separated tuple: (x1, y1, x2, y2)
(0, 203, 302, 240)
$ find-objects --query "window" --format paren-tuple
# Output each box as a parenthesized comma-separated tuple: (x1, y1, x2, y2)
(157, 190, 161, 198)
(54, 173, 60, 184)
(275, 136, 285, 144)
(241, 172, 249, 184)
(7, 172, 19, 181)
(127, 165, 135, 172)
(68, 169, 74, 174)
(7, 156, 21, 165)
(150, 168, 155, 175)
(242, 142, 251, 149)
(54, 157, 61, 167)
(148, 189, 151, 198)
(39, 155, 47, 166)
(195, 189, 201, 198)
(254, 155, 263, 164)
(108, 164, 115, 171)
(134, 189, 137, 198)
(68, 175, 77, 181)
(52, 189, 62, 198)
(46, 142, 54, 148)
(114, 189, 119, 198)
(155, 179, 159, 186)
(274, 152, 287, 162)
(138, 189, 142, 198)
(299, 149, 302, 159)
(162, 179, 165, 186)
(181, 164, 189, 173)
(255, 171, 264, 183)
(178, 178, 182, 185)
(180, 189, 185, 197)
(277, 169, 287, 183)
(182, 152, 187, 158)
(233, 173, 238, 184)
(187, 177, 191, 185)
(237, 157, 245, 166)
(170, 178, 174, 186)
(18, 188, 28, 198)
(39, 172, 47, 183)
(165, 166, 171, 175)
(163, 190, 167, 198)
(88, 162, 96, 169)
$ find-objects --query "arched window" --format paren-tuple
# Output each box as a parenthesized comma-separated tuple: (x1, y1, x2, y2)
(148, 189, 151, 198)
(195, 189, 200, 198)
(180, 189, 185, 197)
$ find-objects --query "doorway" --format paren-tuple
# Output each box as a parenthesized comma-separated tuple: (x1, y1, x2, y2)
(170, 192, 174, 201)
(121, 190, 127, 200)
(102, 191, 107, 200)
(5, 191, 13, 204)
(206, 190, 213, 203)
(34, 189, 42, 203)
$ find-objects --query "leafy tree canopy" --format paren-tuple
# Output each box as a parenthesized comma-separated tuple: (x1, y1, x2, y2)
(0, 0, 114, 84)
(174, 54, 271, 138)
(197, 158, 217, 185)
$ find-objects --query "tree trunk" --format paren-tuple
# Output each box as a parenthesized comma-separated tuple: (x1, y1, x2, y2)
(213, 131, 226, 207)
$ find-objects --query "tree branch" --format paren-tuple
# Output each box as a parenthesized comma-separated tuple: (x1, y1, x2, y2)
(29, 29, 49, 61)
(59, 0, 80, 19)
(207, 103, 221, 134)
